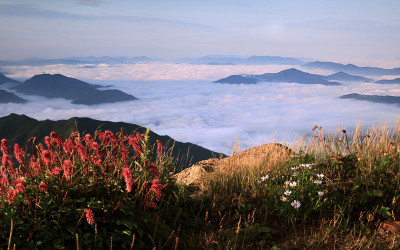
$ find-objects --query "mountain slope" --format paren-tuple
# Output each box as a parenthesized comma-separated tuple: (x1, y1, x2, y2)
(305, 61, 400, 76)
(13, 74, 137, 105)
(339, 93, 400, 105)
(0, 114, 224, 168)
(323, 72, 372, 82)
(214, 75, 258, 84)
(0, 74, 20, 85)
(0, 90, 27, 103)
(215, 68, 341, 86)
(375, 78, 400, 84)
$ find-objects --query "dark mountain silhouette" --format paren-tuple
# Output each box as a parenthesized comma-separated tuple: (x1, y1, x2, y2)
(0, 90, 27, 103)
(340, 93, 400, 105)
(215, 68, 341, 85)
(12, 74, 137, 105)
(0, 113, 224, 169)
(255, 68, 341, 85)
(214, 75, 258, 84)
(323, 72, 372, 82)
(181, 55, 305, 65)
(0, 73, 20, 85)
(305, 61, 400, 76)
(375, 78, 400, 84)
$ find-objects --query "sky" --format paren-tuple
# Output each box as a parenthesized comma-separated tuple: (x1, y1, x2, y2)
(1, 0, 400, 63)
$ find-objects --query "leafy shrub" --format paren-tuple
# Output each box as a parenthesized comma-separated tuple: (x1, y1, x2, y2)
(0, 129, 174, 249)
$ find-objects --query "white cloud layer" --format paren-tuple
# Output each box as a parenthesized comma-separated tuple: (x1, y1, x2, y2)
(1, 64, 400, 154)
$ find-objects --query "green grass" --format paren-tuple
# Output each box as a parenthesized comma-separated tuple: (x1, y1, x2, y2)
(1, 123, 400, 249)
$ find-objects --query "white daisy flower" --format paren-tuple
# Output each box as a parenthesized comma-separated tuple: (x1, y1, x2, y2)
(316, 173, 325, 178)
(290, 181, 297, 187)
(291, 200, 301, 209)
(299, 163, 315, 169)
(285, 181, 290, 186)
(284, 190, 292, 196)
(291, 166, 299, 170)
(281, 196, 288, 202)
(314, 180, 322, 185)
(318, 191, 324, 196)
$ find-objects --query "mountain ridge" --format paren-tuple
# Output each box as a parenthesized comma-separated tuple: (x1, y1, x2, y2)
(12, 73, 138, 105)
(0, 113, 224, 169)
(215, 68, 342, 86)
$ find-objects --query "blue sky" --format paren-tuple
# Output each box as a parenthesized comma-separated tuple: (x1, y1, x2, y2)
(1, 0, 399, 62)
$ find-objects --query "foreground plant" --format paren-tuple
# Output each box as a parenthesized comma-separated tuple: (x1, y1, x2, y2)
(0, 129, 174, 249)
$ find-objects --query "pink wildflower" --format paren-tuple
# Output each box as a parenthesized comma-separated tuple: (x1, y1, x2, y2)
(84, 133, 92, 141)
(150, 179, 164, 201)
(39, 182, 48, 192)
(98, 132, 106, 145)
(38, 143, 45, 153)
(105, 130, 117, 146)
(50, 131, 63, 148)
(14, 179, 27, 194)
(128, 137, 141, 157)
(0, 169, 9, 186)
(156, 140, 163, 158)
(120, 145, 129, 162)
(76, 143, 87, 162)
(1, 138, 8, 155)
(122, 167, 133, 192)
(148, 163, 160, 178)
(135, 132, 143, 141)
(2, 154, 13, 168)
(44, 136, 51, 149)
(62, 160, 72, 181)
(42, 150, 52, 167)
(85, 208, 95, 225)
(14, 143, 25, 164)
(8, 188, 16, 204)
(51, 167, 62, 177)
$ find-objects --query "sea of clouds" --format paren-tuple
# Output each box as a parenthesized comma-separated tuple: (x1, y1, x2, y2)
(1, 63, 400, 154)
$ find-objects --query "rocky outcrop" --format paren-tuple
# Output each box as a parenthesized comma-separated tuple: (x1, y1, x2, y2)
(173, 143, 292, 195)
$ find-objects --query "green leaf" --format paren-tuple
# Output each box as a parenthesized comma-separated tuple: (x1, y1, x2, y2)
(371, 190, 384, 197)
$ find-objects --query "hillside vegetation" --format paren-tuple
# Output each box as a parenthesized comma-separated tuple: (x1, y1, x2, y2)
(1, 123, 400, 249)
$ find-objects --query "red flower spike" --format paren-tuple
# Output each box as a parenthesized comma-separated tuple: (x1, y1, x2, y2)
(14, 179, 27, 194)
(62, 160, 72, 181)
(156, 140, 163, 158)
(148, 163, 160, 178)
(51, 167, 62, 177)
(1, 138, 8, 155)
(44, 136, 51, 149)
(8, 188, 16, 204)
(150, 179, 163, 201)
(122, 167, 133, 192)
(0, 169, 9, 186)
(76, 143, 87, 162)
(84, 134, 92, 143)
(85, 208, 95, 225)
(14, 143, 25, 164)
(50, 132, 63, 148)
(42, 150, 52, 167)
(39, 182, 48, 192)
(2, 154, 13, 169)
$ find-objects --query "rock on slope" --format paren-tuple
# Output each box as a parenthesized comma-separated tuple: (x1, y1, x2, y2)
(173, 143, 292, 194)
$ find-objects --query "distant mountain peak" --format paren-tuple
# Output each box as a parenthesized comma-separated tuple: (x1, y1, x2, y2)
(14, 73, 138, 105)
(0, 73, 20, 84)
(215, 68, 341, 86)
